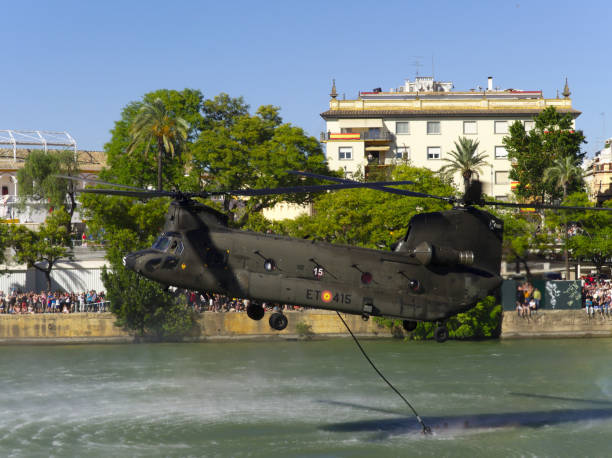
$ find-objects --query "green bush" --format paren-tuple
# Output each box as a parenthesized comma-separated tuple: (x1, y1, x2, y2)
(375, 296, 502, 341)
(295, 321, 314, 339)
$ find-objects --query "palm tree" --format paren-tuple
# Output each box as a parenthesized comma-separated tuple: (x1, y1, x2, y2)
(127, 98, 190, 190)
(439, 137, 489, 194)
(543, 155, 583, 200)
(543, 155, 584, 279)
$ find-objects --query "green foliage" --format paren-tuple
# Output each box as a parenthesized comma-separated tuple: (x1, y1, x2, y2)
(279, 165, 455, 249)
(543, 155, 584, 199)
(0, 224, 10, 265)
(17, 149, 80, 220)
(9, 209, 73, 290)
(439, 137, 489, 193)
(190, 104, 329, 223)
(411, 296, 502, 341)
(295, 321, 314, 339)
(103, 88, 205, 191)
(546, 193, 612, 273)
(503, 107, 586, 202)
(128, 97, 190, 191)
(102, 265, 196, 340)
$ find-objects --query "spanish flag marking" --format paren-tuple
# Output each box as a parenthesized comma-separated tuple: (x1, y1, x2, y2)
(321, 290, 333, 303)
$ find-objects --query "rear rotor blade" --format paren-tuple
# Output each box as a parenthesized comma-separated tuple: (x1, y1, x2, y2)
(219, 181, 416, 197)
(288, 170, 415, 185)
(288, 170, 454, 202)
(483, 201, 612, 212)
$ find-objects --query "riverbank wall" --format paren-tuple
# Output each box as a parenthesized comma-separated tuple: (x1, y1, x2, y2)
(501, 309, 612, 338)
(2, 310, 611, 343)
(0, 311, 393, 344)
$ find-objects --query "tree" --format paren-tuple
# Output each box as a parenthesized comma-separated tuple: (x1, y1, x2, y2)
(9, 209, 73, 290)
(104, 88, 205, 190)
(542, 156, 585, 280)
(438, 137, 489, 194)
(548, 193, 612, 276)
(503, 106, 586, 203)
(127, 97, 190, 191)
(543, 155, 584, 200)
(17, 149, 80, 223)
(0, 224, 10, 265)
(189, 104, 330, 225)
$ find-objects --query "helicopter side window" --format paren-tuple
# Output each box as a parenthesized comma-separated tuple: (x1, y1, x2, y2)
(152, 236, 170, 251)
(174, 241, 184, 256)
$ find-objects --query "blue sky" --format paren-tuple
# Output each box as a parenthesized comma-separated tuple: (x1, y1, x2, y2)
(1, 0, 610, 157)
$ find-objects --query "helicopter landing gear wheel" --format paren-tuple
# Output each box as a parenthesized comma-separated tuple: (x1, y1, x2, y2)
(434, 325, 449, 343)
(269, 312, 288, 331)
(246, 304, 265, 321)
(402, 320, 417, 332)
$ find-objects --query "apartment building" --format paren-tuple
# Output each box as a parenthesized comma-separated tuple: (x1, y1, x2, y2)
(585, 138, 612, 204)
(321, 76, 580, 199)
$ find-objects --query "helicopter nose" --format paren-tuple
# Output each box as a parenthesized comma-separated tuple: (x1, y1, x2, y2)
(123, 254, 137, 271)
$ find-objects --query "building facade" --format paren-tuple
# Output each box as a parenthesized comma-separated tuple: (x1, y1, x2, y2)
(321, 76, 580, 199)
(0, 147, 106, 223)
(585, 138, 612, 204)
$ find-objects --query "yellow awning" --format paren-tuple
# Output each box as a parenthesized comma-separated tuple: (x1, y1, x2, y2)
(365, 146, 390, 151)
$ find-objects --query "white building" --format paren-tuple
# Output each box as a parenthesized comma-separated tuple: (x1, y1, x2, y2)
(321, 77, 580, 199)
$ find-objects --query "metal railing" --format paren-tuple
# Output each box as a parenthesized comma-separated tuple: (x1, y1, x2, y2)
(320, 131, 394, 141)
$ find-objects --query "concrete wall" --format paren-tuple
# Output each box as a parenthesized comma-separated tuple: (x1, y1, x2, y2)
(4, 309, 608, 343)
(501, 310, 612, 339)
(0, 311, 392, 344)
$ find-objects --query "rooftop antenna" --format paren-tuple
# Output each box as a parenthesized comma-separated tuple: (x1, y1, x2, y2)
(410, 56, 424, 77)
(431, 55, 435, 80)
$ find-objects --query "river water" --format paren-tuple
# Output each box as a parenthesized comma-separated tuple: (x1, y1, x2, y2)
(1, 337, 612, 457)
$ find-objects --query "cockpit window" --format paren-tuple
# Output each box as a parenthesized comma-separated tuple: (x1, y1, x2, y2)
(152, 236, 170, 251)
(174, 241, 184, 255)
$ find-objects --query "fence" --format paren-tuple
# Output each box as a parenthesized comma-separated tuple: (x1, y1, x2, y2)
(0, 266, 106, 294)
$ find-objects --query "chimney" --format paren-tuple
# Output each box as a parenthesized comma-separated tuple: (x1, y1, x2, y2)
(487, 76, 493, 91)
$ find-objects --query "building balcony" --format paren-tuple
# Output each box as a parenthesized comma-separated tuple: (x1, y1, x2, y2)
(320, 130, 394, 142)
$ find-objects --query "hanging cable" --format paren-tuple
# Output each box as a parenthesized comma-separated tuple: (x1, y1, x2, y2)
(336, 312, 432, 435)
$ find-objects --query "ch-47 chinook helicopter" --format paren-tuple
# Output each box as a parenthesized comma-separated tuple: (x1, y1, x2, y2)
(70, 171, 612, 342)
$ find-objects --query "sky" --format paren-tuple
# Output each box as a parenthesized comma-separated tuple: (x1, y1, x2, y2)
(1, 0, 611, 157)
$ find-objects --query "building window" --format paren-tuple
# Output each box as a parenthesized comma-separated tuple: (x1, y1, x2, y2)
(495, 121, 508, 134)
(427, 146, 441, 160)
(463, 121, 477, 134)
(395, 146, 410, 160)
(396, 122, 410, 134)
(524, 120, 535, 131)
(427, 121, 441, 135)
(495, 171, 510, 184)
(495, 146, 508, 159)
(338, 147, 352, 160)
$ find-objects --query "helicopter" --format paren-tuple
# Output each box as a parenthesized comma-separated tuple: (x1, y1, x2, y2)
(68, 172, 612, 343)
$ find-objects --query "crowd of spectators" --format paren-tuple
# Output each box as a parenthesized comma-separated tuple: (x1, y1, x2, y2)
(516, 282, 541, 317)
(184, 291, 303, 313)
(0, 290, 107, 314)
(582, 278, 612, 317)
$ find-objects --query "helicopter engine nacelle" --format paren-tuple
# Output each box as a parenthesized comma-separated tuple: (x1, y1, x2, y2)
(412, 241, 474, 267)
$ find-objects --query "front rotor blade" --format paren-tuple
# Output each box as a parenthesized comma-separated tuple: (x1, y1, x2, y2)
(483, 201, 612, 212)
(55, 175, 146, 191)
(78, 188, 176, 199)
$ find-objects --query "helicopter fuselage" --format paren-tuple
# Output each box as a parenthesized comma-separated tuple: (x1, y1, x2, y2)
(123, 199, 503, 323)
